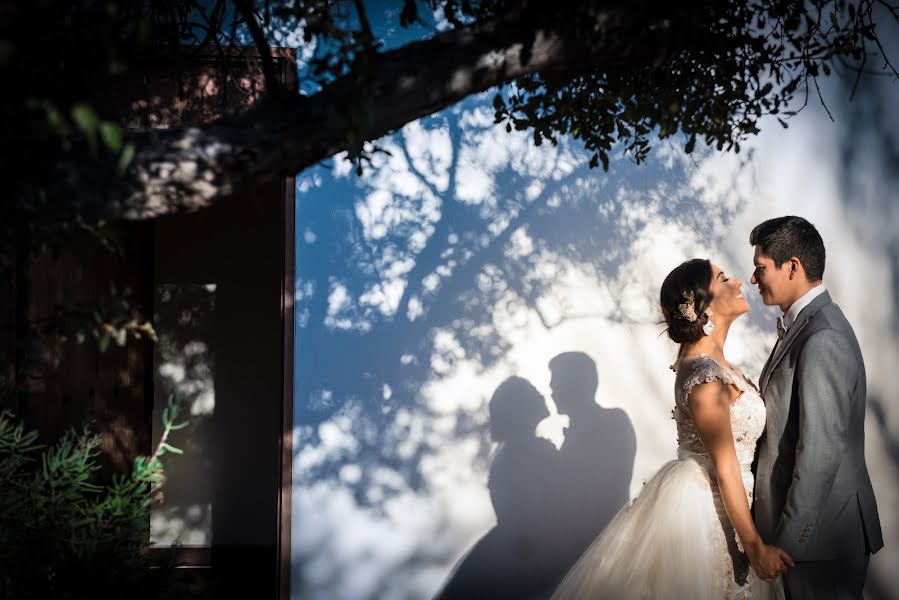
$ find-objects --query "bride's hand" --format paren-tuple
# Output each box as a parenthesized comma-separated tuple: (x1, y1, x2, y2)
(746, 541, 795, 582)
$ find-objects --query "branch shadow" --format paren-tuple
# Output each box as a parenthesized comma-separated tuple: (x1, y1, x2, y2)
(292, 95, 732, 598)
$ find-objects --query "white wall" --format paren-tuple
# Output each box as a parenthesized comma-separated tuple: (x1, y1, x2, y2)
(292, 73, 899, 599)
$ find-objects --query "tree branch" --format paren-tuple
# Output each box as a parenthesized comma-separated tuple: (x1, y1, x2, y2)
(354, 0, 375, 48)
(233, 0, 280, 92)
(48, 3, 661, 221)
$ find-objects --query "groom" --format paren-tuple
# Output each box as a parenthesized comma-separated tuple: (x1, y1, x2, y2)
(750, 216, 883, 599)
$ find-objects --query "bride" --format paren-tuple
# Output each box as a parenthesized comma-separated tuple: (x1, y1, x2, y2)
(552, 258, 793, 600)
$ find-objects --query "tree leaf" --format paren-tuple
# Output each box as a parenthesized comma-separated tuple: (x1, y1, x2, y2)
(160, 443, 183, 455)
(117, 143, 135, 175)
(685, 134, 696, 154)
(71, 103, 98, 135)
(71, 103, 99, 154)
(99, 122, 122, 152)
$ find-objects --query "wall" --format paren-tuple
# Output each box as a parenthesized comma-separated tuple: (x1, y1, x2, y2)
(291, 71, 899, 599)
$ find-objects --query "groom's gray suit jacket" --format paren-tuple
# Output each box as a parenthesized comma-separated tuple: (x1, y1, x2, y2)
(754, 291, 883, 561)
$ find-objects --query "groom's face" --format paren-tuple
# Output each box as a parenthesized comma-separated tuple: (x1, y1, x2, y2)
(751, 247, 792, 307)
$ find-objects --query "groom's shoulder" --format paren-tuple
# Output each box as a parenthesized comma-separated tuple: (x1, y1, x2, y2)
(802, 303, 862, 356)
(813, 300, 856, 336)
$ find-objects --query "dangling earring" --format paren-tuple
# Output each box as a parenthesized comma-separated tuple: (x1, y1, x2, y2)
(702, 311, 715, 336)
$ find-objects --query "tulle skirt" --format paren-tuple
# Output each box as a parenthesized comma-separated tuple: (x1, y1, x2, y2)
(551, 446, 784, 600)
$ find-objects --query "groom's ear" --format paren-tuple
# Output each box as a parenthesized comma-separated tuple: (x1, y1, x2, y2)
(787, 256, 802, 280)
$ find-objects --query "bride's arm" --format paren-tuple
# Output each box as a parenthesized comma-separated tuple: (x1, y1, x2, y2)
(689, 381, 795, 582)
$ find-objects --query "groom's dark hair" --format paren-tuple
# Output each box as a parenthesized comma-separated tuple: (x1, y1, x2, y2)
(749, 216, 825, 281)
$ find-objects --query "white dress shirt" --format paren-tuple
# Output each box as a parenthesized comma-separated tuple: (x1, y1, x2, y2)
(783, 284, 828, 329)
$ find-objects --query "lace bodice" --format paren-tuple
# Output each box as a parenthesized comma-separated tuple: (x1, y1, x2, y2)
(672, 354, 766, 467)
(671, 354, 767, 598)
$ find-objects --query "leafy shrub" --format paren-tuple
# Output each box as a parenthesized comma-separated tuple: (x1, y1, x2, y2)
(0, 395, 187, 599)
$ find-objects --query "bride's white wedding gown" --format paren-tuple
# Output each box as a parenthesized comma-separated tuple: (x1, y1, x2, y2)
(552, 354, 781, 600)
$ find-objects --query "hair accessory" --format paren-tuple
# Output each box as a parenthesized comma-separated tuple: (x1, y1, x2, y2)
(676, 291, 698, 322)
(702, 311, 715, 336)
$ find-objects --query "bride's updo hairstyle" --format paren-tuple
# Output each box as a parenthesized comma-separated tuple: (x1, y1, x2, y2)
(660, 258, 714, 345)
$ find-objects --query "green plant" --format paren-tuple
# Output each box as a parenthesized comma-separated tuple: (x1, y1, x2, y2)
(0, 394, 188, 599)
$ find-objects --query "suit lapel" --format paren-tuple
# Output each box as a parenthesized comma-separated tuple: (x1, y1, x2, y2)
(760, 291, 832, 394)
(759, 342, 779, 391)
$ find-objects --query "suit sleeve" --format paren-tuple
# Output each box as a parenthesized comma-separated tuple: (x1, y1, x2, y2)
(774, 328, 856, 558)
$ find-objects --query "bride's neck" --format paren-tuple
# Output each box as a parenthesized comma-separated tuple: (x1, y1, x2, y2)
(682, 317, 732, 360)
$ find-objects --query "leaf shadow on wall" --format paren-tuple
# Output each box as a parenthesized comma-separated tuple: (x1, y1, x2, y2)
(292, 94, 740, 598)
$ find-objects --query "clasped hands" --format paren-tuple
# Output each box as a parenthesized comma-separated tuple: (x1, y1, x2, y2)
(746, 540, 795, 582)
